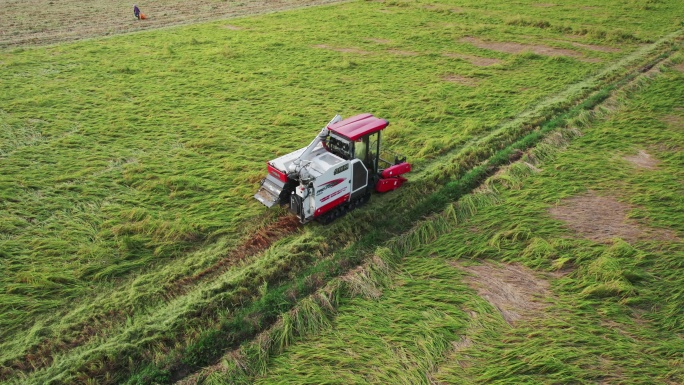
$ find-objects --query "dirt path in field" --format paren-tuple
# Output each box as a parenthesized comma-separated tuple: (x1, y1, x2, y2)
(454, 261, 552, 325)
(313, 44, 372, 55)
(549, 191, 678, 243)
(0, 0, 346, 48)
(427, 261, 555, 383)
(443, 74, 479, 86)
(443, 52, 503, 66)
(460, 36, 600, 62)
(623, 149, 660, 170)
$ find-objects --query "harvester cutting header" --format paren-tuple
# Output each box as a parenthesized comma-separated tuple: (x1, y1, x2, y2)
(254, 114, 411, 224)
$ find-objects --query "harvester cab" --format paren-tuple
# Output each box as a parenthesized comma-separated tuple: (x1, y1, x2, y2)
(254, 114, 411, 224)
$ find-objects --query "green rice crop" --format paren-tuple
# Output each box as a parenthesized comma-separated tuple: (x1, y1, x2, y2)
(249, 253, 477, 385)
(1, 0, 683, 383)
(433, 61, 684, 385)
(244, 56, 684, 385)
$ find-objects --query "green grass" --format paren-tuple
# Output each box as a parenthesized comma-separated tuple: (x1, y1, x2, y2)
(238, 58, 684, 384)
(433, 62, 684, 385)
(1, 0, 683, 383)
(127, 42, 677, 382)
(251, 255, 477, 385)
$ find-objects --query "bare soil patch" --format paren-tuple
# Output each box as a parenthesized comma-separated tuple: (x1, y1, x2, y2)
(623, 150, 660, 170)
(532, 3, 556, 7)
(366, 38, 391, 44)
(387, 49, 419, 56)
(454, 261, 552, 325)
(423, 4, 465, 13)
(443, 74, 479, 86)
(451, 335, 473, 351)
(443, 52, 502, 66)
(313, 44, 371, 55)
(570, 42, 621, 53)
(175, 215, 302, 288)
(223, 25, 243, 31)
(661, 114, 683, 128)
(460, 37, 594, 62)
(674, 62, 684, 73)
(549, 191, 678, 243)
(0, 0, 345, 48)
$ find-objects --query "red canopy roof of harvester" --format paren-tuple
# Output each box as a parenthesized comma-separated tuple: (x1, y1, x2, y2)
(327, 113, 388, 141)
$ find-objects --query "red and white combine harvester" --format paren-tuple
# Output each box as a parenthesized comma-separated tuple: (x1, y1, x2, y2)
(254, 114, 411, 224)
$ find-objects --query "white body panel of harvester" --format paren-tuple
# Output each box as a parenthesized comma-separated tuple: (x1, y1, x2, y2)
(291, 149, 353, 221)
(263, 141, 358, 223)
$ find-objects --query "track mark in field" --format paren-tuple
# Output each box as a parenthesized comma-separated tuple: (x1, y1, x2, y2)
(623, 150, 660, 170)
(4, 215, 302, 381)
(366, 38, 391, 44)
(532, 3, 556, 7)
(443, 74, 479, 86)
(454, 261, 552, 325)
(661, 114, 683, 130)
(548, 37, 621, 53)
(460, 37, 596, 62)
(387, 49, 419, 56)
(427, 6, 468, 14)
(442, 52, 502, 66)
(570, 42, 621, 53)
(427, 329, 474, 383)
(549, 192, 678, 243)
(427, 306, 489, 384)
(173, 215, 302, 290)
(223, 25, 243, 30)
(313, 44, 371, 55)
(173, 252, 391, 384)
(423, 4, 465, 13)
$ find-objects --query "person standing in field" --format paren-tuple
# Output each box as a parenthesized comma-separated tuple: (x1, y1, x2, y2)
(134, 4, 141, 20)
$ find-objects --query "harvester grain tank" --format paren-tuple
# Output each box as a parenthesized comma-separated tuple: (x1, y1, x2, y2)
(254, 114, 411, 224)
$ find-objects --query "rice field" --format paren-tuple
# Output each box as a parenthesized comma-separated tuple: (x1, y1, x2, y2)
(1, 0, 682, 383)
(230, 57, 684, 385)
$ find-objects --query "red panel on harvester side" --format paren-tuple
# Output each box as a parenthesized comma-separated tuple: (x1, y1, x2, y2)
(381, 163, 411, 178)
(267, 162, 288, 183)
(328, 114, 388, 141)
(375, 177, 407, 193)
